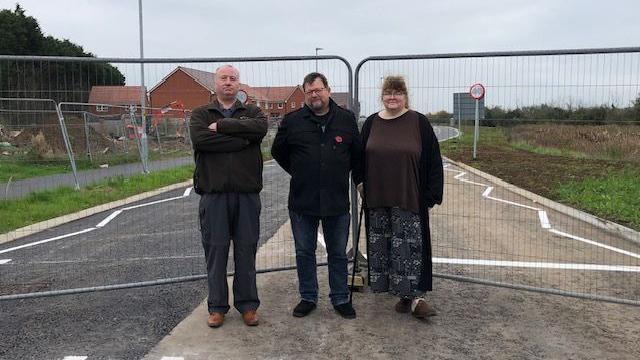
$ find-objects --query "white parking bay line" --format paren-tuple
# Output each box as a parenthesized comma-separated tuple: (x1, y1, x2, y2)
(0, 228, 96, 255)
(62, 356, 87, 360)
(0, 259, 11, 264)
(433, 258, 640, 272)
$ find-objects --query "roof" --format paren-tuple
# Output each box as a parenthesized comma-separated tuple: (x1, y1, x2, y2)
(331, 92, 350, 108)
(248, 86, 300, 102)
(179, 67, 216, 92)
(88, 86, 147, 105)
(149, 66, 302, 102)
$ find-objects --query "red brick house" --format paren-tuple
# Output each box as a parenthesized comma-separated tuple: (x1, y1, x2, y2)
(248, 86, 305, 118)
(149, 67, 215, 111)
(88, 86, 148, 115)
(148, 66, 305, 119)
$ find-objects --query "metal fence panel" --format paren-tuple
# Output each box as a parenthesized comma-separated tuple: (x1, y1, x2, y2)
(354, 47, 640, 306)
(0, 55, 353, 299)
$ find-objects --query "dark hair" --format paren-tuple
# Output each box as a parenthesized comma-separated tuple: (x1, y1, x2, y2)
(303, 72, 329, 91)
(381, 75, 410, 108)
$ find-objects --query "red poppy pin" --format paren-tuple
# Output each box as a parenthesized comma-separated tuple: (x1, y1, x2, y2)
(334, 135, 343, 144)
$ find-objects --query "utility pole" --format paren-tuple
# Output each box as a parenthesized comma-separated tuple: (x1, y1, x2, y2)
(138, 0, 149, 172)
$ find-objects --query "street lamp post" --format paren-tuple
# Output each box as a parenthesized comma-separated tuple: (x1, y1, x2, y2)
(315, 47, 323, 71)
(138, 0, 149, 172)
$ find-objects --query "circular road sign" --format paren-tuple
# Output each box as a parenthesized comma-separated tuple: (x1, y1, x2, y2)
(469, 83, 485, 100)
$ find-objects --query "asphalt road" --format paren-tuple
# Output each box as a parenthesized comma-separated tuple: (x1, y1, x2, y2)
(4, 126, 638, 359)
(0, 161, 290, 360)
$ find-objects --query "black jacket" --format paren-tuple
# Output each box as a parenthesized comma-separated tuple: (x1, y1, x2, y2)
(361, 110, 443, 291)
(271, 99, 363, 216)
(190, 100, 268, 194)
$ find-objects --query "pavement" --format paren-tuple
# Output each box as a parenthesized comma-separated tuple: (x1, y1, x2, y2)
(143, 216, 640, 360)
(0, 156, 192, 200)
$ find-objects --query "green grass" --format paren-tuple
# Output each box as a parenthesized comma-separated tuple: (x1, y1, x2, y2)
(439, 125, 640, 231)
(554, 170, 640, 230)
(0, 151, 191, 183)
(439, 126, 509, 156)
(0, 164, 194, 234)
(510, 142, 589, 159)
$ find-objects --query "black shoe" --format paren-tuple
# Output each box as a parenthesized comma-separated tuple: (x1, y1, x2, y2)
(334, 302, 356, 319)
(293, 300, 317, 317)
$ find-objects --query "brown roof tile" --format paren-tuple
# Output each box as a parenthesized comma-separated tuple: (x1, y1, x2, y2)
(88, 86, 147, 105)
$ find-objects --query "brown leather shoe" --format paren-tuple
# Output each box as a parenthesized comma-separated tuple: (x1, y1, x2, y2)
(395, 298, 412, 313)
(207, 312, 224, 328)
(411, 298, 437, 318)
(242, 310, 259, 326)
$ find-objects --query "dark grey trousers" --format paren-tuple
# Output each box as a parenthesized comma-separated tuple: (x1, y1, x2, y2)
(198, 192, 261, 314)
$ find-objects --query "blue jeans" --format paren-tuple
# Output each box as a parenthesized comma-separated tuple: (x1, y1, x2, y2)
(289, 210, 350, 306)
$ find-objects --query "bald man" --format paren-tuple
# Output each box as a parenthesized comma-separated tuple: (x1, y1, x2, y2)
(190, 65, 268, 328)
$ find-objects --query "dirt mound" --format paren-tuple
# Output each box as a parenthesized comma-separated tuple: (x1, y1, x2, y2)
(10, 115, 115, 155)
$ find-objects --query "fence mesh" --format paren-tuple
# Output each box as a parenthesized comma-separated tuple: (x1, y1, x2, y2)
(0, 56, 352, 298)
(355, 50, 640, 304)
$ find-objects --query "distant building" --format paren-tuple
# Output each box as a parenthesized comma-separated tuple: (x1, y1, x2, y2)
(88, 86, 148, 115)
(148, 66, 305, 119)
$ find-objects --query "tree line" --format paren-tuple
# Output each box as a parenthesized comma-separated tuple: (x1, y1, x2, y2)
(0, 4, 125, 104)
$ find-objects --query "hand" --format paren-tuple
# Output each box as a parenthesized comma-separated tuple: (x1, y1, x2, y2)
(208, 122, 217, 132)
(356, 183, 364, 198)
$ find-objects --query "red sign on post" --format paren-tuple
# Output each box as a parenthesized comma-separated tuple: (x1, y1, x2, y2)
(469, 83, 485, 100)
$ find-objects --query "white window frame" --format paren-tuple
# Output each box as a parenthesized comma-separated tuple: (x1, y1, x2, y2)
(96, 105, 109, 112)
(278, 102, 284, 109)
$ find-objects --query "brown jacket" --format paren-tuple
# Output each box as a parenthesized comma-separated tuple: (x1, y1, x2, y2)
(190, 99, 268, 194)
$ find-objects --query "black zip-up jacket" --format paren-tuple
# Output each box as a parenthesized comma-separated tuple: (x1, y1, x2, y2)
(190, 99, 268, 194)
(271, 99, 363, 216)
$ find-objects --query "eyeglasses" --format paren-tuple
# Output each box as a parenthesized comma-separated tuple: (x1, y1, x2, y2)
(382, 91, 405, 98)
(304, 88, 326, 96)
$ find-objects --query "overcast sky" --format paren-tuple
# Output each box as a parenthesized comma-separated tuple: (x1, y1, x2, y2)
(2, 0, 639, 112)
(3, 0, 638, 63)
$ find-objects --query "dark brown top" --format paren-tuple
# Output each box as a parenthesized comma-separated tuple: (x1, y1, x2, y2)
(365, 110, 422, 213)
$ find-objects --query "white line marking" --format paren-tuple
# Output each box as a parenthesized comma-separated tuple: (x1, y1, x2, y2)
(0, 259, 11, 264)
(62, 356, 88, 360)
(538, 211, 551, 229)
(433, 258, 640, 272)
(0, 186, 195, 254)
(446, 163, 640, 261)
(122, 195, 184, 211)
(16, 255, 202, 265)
(484, 194, 541, 211)
(0, 228, 96, 255)
(549, 229, 640, 260)
(481, 186, 541, 211)
(454, 171, 489, 187)
(96, 209, 123, 228)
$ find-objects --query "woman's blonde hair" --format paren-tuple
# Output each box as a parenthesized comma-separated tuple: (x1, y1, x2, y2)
(381, 75, 409, 109)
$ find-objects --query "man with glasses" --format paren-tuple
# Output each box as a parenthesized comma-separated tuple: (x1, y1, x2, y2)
(190, 65, 267, 328)
(271, 72, 363, 319)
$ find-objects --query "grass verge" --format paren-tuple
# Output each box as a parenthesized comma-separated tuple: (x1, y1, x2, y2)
(0, 150, 192, 183)
(0, 164, 194, 234)
(441, 126, 640, 231)
(554, 170, 640, 230)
